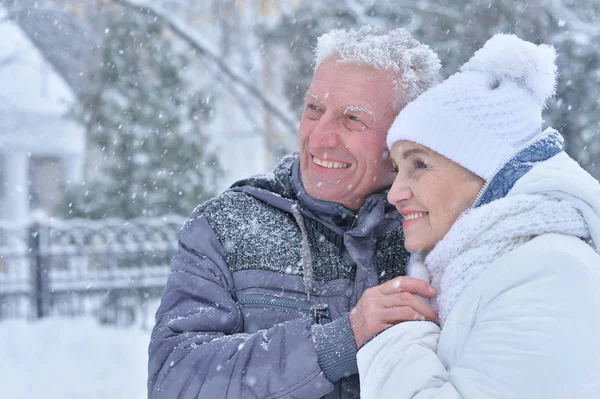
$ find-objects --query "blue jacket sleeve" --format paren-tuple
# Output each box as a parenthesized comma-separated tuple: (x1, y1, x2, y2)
(147, 215, 335, 399)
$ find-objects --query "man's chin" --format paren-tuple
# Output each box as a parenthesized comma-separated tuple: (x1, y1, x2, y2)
(305, 185, 368, 210)
(304, 185, 342, 203)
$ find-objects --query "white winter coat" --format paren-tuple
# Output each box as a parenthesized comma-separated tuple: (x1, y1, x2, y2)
(357, 151, 600, 398)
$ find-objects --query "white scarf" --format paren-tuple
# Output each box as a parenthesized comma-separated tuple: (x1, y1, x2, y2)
(409, 194, 590, 326)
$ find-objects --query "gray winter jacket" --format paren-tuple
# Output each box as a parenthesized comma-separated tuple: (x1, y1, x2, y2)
(148, 153, 409, 399)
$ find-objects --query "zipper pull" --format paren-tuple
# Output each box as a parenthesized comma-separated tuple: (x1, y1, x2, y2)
(311, 303, 329, 324)
(350, 214, 359, 229)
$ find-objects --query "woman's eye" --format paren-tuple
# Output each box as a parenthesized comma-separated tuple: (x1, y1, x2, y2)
(414, 160, 427, 169)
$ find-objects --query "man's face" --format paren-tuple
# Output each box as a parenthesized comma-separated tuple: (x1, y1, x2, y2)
(299, 58, 398, 211)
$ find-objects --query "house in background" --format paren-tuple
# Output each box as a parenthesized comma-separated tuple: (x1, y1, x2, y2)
(0, 12, 85, 222)
(7, 0, 303, 195)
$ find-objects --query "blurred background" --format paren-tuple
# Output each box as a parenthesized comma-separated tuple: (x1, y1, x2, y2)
(0, 0, 597, 398)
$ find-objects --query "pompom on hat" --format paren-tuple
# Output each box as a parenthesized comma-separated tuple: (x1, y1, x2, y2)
(386, 34, 557, 180)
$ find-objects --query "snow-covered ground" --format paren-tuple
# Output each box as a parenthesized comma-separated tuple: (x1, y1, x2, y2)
(0, 317, 150, 399)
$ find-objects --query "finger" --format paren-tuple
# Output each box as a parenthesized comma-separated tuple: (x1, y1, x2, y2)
(379, 306, 426, 324)
(405, 298, 438, 323)
(385, 306, 439, 324)
(378, 276, 437, 297)
(381, 292, 439, 322)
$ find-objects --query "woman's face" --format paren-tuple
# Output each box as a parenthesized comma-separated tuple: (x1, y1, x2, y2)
(387, 141, 485, 253)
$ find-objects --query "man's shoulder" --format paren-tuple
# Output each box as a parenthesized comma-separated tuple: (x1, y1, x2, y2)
(230, 152, 298, 197)
(189, 153, 299, 223)
(194, 189, 255, 216)
(188, 189, 276, 231)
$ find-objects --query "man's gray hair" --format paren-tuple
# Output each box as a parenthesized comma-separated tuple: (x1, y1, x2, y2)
(314, 26, 441, 111)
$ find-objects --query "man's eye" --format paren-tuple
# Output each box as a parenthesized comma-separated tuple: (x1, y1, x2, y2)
(345, 114, 367, 130)
(304, 104, 322, 119)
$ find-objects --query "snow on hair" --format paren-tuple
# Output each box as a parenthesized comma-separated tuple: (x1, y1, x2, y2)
(461, 33, 557, 104)
(314, 26, 441, 110)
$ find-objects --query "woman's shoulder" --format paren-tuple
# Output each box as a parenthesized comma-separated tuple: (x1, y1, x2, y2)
(503, 233, 598, 273)
(473, 233, 600, 310)
(442, 233, 600, 399)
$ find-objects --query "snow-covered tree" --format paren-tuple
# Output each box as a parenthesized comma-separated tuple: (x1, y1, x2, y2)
(65, 10, 219, 219)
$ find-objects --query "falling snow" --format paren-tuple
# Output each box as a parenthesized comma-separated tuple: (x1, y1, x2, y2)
(0, 0, 598, 397)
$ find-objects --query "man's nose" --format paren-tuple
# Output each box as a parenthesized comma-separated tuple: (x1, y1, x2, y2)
(387, 179, 413, 206)
(308, 112, 340, 148)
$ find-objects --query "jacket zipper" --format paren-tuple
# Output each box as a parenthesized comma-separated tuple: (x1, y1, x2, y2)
(239, 295, 329, 324)
(470, 130, 556, 210)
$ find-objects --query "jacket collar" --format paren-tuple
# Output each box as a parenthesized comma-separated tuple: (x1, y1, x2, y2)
(290, 155, 401, 235)
(473, 128, 564, 208)
(230, 152, 401, 236)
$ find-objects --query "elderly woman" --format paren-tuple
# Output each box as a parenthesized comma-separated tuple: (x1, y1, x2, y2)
(357, 34, 600, 398)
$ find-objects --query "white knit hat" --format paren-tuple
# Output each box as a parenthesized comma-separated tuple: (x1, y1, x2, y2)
(386, 34, 557, 180)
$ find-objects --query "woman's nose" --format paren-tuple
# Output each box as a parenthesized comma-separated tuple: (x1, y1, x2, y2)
(387, 179, 413, 206)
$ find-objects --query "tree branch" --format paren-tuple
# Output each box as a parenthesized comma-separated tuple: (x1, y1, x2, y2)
(113, 0, 299, 141)
(549, 0, 600, 35)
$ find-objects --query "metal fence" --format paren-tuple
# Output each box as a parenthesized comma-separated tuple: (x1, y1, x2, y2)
(0, 216, 185, 328)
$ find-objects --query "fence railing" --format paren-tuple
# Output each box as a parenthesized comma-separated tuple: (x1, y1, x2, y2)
(0, 216, 185, 327)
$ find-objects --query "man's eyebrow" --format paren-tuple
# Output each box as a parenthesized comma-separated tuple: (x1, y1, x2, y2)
(402, 148, 428, 159)
(305, 91, 321, 102)
(341, 104, 373, 116)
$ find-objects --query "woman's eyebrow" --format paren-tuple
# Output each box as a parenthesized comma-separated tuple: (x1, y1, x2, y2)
(402, 148, 428, 159)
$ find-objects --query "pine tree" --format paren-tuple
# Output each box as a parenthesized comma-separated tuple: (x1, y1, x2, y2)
(66, 10, 220, 219)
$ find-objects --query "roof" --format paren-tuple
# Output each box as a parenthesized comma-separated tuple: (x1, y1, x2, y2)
(0, 9, 84, 155)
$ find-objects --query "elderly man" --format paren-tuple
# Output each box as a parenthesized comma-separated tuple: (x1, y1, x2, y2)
(148, 26, 441, 399)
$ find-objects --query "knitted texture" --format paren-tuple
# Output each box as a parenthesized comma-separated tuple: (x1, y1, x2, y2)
(406, 252, 430, 305)
(387, 34, 557, 180)
(421, 194, 590, 326)
(199, 153, 408, 286)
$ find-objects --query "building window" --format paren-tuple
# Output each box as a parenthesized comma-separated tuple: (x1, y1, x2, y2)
(28, 156, 63, 217)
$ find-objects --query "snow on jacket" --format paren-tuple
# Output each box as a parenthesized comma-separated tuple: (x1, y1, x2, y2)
(148, 152, 409, 399)
(357, 129, 600, 398)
